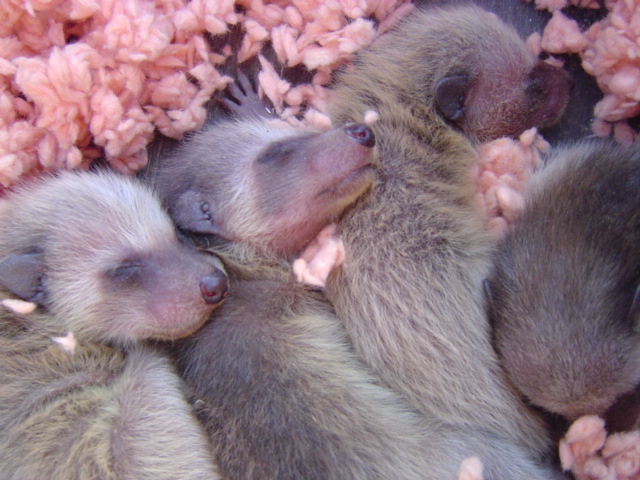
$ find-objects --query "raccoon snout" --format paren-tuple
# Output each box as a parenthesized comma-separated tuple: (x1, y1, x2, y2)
(199, 270, 229, 305)
(345, 124, 375, 148)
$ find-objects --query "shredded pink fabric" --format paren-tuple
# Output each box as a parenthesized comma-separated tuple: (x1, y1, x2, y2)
(458, 457, 484, 480)
(245, 0, 414, 131)
(0, 0, 238, 183)
(0, 0, 408, 190)
(476, 128, 550, 238)
(530, 0, 601, 10)
(535, 0, 640, 142)
(293, 223, 345, 288)
(560, 416, 640, 480)
(541, 10, 589, 54)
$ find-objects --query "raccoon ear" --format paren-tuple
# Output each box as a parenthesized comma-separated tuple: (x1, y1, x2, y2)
(435, 74, 469, 123)
(0, 252, 46, 303)
(170, 189, 223, 236)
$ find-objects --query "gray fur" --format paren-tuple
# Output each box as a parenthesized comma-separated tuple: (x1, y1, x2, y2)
(150, 118, 376, 257)
(150, 98, 514, 479)
(174, 267, 570, 480)
(156, 117, 446, 480)
(154, 81, 563, 480)
(0, 170, 224, 480)
(151, 5, 573, 475)
(488, 140, 640, 426)
(323, 5, 569, 478)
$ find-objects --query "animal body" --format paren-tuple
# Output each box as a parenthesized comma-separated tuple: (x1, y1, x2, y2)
(323, 4, 573, 478)
(151, 83, 518, 479)
(488, 140, 640, 432)
(174, 273, 483, 480)
(0, 170, 226, 480)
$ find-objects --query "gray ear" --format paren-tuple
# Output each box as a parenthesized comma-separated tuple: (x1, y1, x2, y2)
(171, 189, 222, 236)
(0, 252, 46, 303)
(435, 75, 469, 122)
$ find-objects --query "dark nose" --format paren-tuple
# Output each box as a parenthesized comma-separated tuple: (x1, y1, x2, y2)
(199, 269, 228, 305)
(527, 61, 576, 95)
(345, 124, 375, 148)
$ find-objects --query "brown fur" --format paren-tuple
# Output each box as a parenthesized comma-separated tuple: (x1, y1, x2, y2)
(488, 140, 640, 429)
(154, 88, 566, 477)
(362, 4, 572, 143)
(173, 262, 562, 480)
(156, 115, 443, 479)
(324, 5, 568, 477)
(0, 171, 224, 480)
(149, 105, 513, 478)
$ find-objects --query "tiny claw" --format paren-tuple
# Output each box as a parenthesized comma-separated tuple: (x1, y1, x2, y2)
(237, 71, 254, 96)
(220, 71, 275, 119)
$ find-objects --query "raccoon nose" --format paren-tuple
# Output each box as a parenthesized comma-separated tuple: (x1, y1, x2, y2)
(199, 270, 228, 305)
(345, 124, 375, 148)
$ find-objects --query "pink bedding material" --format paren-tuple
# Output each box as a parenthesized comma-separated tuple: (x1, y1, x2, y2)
(0, 0, 408, 189)
(561, 416, 640, 480)
(533, 0, 640, 142)
(475, 128, 549, 237)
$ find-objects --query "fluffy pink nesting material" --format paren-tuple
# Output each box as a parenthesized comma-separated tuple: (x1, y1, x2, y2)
(0, 0, 409, 190)
(249, 1, 413, 131)
(560, 415, 640, 480)
(0, 0, 239, 183)
(476, 127, 550, 238)
(293, 223, 345, 288)
(530, 0, 601, 11)
(458, 457, 484, 480)
(533, 0, 640, 143)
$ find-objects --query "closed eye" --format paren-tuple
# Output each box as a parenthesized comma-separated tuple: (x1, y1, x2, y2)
(104, 262, 144, 283)
(256, 138, 301, 164)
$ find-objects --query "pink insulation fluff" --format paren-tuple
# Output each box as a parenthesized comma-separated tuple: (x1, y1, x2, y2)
(293, 223, 345, 288)
(458, 457, 484, 480)
(533, 0, 640, 142)
(533, 0, 601, 10)
(560, 416, 640, 480)
(246, 0, 415, 130)
(476, 127, 550, 237)
(0, 0, 409, 190)
(0, 0, 238, 183)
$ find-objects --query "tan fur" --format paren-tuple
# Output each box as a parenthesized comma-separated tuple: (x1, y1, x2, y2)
(0, 171, 223, 479)
(324, 5, 566, 478)
(152, 111, 563, 479)
(0, 338, 219, 480)
(331, 5, 571, 144)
